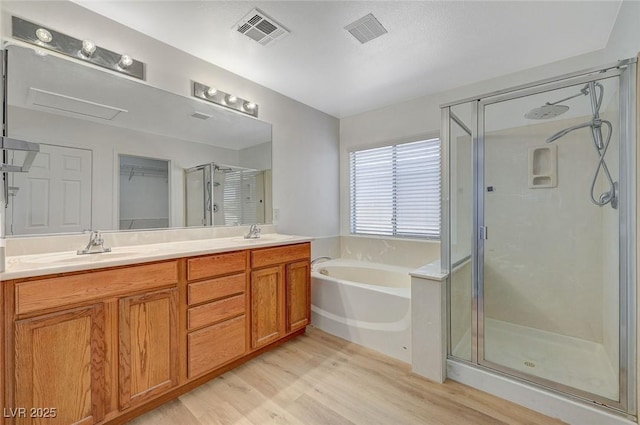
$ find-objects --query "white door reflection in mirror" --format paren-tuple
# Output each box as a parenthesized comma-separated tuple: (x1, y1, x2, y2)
(118, 155, 170, 230)
(6, 144, 92, 235)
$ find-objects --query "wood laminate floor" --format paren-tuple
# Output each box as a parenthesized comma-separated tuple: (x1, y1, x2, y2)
(130, 326, 567, 425)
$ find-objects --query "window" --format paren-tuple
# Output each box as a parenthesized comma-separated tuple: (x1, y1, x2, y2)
(223, 170, 258, 225)
(349, 138, 440, 239)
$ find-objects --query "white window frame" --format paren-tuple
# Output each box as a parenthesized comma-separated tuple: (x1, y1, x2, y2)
(349, 137, 441, 239)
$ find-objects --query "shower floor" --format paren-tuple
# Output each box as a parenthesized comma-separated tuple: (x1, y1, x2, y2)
(452, 318, 619, 401)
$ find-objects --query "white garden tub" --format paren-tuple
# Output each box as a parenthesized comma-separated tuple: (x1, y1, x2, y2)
(311, 259, 412, 363)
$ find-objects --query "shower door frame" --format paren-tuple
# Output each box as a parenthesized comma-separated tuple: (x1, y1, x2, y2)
(443, 58, 637, 415)
(184, 163, 215, 226)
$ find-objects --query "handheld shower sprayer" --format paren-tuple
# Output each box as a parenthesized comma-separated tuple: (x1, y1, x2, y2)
(544, 81, 617, 208)
(587, 81, 605, 150)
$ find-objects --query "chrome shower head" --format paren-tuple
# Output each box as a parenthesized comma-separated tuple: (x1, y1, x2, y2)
(524, 104, 569, 120)
(524, 84, 590, 120)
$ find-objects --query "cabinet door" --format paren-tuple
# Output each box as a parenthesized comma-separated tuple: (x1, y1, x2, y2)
(119, 288, 178, 410)
(286, 260, 310, 333)
(14, 304, 106, 425)
(250, 266, 283, 349)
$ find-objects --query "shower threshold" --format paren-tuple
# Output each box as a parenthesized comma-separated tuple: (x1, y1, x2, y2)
(453, 318, 618, 401)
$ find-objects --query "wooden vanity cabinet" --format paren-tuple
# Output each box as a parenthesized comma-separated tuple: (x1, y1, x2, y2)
(3, 260, 180, 425)
(185, 251, 248, 379)
(14, 303, 107, 425)
(285, 260, 311, 333)
(2, 242, 311, 425)
(250, 243, 311, 350)
(250, 265, 284, 348)
(118, 288, 179, 410)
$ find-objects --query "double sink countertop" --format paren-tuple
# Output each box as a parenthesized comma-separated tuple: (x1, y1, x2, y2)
(2, 233, 313, 280)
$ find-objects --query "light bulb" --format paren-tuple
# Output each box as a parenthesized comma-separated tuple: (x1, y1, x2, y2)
(227, 95, 238, 104)
(206, 87, 218, 97)
(244, 102, 256, 111)
(80, 39, 96, 57)
(35, 28, 53, 43)
(118, 54, 133, 69)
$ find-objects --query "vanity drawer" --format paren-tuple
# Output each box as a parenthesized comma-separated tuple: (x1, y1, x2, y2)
(251, 243, 310, 269)
(187, 251, 247, 281)
(187, 273, 246, 305)
(187, 315, 246, 378)
(15, 260, 179, 315)
(187, 294, 245, 330)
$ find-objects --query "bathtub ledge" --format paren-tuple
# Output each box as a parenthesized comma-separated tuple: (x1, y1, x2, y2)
(411, 262, 447, 383)
(410, 260, 448, 282)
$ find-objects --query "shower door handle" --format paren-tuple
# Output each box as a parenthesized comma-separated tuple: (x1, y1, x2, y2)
(479, 226, 488, 240)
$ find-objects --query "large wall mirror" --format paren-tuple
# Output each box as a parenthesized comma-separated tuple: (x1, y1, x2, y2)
(4, 43, 272, 236)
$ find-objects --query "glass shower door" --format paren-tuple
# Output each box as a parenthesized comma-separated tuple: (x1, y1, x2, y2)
(478, 76, 624, 405)
(445, 102, 475, 362)
(185, 165, 212, 227)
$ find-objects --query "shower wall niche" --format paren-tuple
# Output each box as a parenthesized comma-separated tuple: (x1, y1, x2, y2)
(528, 145, 556, 188)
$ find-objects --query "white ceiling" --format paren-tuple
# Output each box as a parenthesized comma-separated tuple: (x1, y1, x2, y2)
(73, 1, 622, 118)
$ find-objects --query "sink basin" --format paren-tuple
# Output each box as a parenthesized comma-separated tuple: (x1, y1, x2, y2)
(229, 234, 295, 243)
(24, 250, 143, 265)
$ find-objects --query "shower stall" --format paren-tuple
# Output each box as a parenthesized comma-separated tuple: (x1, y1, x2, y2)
(184, 162, 266, 227)
(441, 58, 637, 416)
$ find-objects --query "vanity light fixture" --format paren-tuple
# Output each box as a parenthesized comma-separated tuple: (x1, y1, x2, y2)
(118, 54, 134, 69)
(80, 39, 96, 58)
(192, 81, 259, 118)
(12, 16, 145, 80)
(35, 28, 53, 43)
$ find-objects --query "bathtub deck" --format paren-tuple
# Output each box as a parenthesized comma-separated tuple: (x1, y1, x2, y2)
(130, 326, 566, 425)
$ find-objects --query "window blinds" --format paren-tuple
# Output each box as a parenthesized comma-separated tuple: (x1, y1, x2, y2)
(222, 170, 258, 225)
(349, 138, 441, 239)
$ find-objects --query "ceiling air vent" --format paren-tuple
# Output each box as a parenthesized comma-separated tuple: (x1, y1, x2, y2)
(191, 112, 212, 120)
(345, 13, 388, 44)
(235, 8, 289, 47)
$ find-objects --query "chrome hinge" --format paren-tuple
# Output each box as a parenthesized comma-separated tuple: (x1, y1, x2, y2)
(479, 226, 488, 240)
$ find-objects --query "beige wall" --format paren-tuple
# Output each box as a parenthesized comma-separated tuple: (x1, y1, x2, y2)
(340, 235, 440, 269)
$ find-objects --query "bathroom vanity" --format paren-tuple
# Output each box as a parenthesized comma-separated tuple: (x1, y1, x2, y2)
(0, 236, 311, 425)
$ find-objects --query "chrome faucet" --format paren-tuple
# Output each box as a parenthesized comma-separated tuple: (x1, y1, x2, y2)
(244, 224, 261, 239)
(77, 230, 112, 255)
(311, 256, 332, 268)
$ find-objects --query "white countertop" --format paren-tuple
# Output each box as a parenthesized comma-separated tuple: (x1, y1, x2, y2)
(1, 234, 313, 280)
